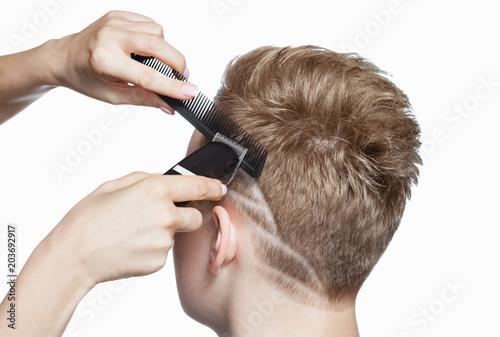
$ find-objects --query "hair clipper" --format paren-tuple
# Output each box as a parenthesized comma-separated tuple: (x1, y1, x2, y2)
(165, 133, 247, 207)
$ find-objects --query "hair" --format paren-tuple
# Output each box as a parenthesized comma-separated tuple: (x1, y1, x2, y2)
(207, 45, 421, 304)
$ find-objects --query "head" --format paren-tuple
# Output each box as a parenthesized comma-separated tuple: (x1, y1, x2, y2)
(173, 46, 421, 332)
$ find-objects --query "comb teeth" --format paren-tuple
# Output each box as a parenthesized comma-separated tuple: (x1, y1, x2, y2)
(132, 54, 267, 178)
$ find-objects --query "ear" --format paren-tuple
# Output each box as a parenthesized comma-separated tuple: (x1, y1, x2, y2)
(209, 205, 238, 275)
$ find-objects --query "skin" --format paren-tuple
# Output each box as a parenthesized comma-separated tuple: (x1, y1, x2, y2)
(0, 11, 360, 333)
(0, 10, 198, 123)
(0, 172, 226, 336)
(0, 11, 221, 336)
(173, 130, 361, 337)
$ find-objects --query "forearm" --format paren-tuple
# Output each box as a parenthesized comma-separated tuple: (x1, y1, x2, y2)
(0, 232, 94, 336)
(0, 40, 59, 124)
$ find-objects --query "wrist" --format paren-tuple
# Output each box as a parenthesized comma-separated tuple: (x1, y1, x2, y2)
(36, 38, 66, 88)
(0, 39, 59, 118)
(39, 227, 96, 293)
(8, 228, 96, 335)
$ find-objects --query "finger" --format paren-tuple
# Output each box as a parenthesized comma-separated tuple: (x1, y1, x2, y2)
(108, 56, 197, 100)
(159, 175, 226, 202)
(102, 171, 152, 191)
(124, 31, 187, 75)
(103, 10, 155, 23)
(173, 207, 204, 233)
(125, 22, 164, 38)
(103, 84, 175, 112)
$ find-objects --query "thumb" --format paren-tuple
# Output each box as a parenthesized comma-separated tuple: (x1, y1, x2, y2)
(111, 85, 175, 113)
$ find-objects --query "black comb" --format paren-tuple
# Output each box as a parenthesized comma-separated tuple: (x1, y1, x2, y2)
(131, 54, 267, 178)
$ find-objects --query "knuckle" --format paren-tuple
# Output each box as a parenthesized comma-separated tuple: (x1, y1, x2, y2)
(105, 95, 123, 105)
(94, 25, 114, 44)
(152, 23, 164, 37)
(146, 177, 169, 200)
(139, 91, 152, 107)
(162, 236, 174, 251)
(168, 209, 201, 231)
(140, 176, 156, 191)
(103, 10, 124, 23)
(131, 170, 148, 176)
(97, 180, 115, 192)
(145, 34, 164, 52)
(129, 175, 153, 196)
(137, 68, 157, 88)
(101, 89, 126, 105)
(152, 255, 168, 273)
(106, 17, 122, 28)
(89, 46, 107, 72)
(164, 209, 181, 228)
(163, 78, 178, 96)
(157, 204, 173, 222)
(129, 86, 153, 107)
(103, 10, 117, 19)
(195, 179, 211, 199)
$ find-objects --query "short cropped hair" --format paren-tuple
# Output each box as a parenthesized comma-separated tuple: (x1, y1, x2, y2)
(210, 46, 421, 303)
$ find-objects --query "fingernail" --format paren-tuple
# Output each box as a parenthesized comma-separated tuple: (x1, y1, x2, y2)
(159, 106, 175, 115)
(181, 84, 199, 98)
(153, 172, 164, 175)
(221, 184, 228, 196)
(183, 67, 190, 80)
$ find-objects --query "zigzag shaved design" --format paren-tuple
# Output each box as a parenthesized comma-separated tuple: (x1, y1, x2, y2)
(227, 189, 277, 234)
(225, 173, 325, 296)
(253, 225, 325, 293)
(257, 263, 329, 306)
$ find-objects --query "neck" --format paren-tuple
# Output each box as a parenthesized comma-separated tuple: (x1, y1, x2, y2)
(219, 286, 359, 337)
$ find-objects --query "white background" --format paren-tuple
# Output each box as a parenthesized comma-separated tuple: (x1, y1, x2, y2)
(0, 0, 499, 336)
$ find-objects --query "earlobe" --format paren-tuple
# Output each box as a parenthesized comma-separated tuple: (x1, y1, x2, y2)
(209, 206, 238, 275)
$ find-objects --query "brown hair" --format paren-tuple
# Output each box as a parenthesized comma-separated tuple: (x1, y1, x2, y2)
(211, 45, 421, 303)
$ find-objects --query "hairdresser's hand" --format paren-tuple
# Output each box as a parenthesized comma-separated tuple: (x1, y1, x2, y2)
(0, 10, 195, 123)
(50, 10, 198, 113)
(0, 172, 224, 336)
(48, 172, 225, 286)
